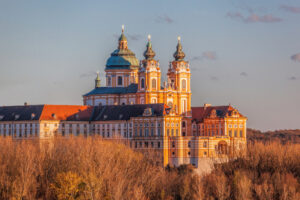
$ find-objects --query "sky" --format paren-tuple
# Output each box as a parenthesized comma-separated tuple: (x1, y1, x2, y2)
(0, 0, 299, 131)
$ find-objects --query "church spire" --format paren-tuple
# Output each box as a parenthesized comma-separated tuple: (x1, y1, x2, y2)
(143, 34, 156, 60)
(118, 25, 128, 49)
(95, 72, 101, 88)
(173, 36, 185, 61)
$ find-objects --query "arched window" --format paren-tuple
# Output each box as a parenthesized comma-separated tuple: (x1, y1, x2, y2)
(107, 76, 111, 86)
(182, 121, 186, 128)
(182, 99, 187, 113)
(152, 79, 156, 90)
(117, 76, 123, 86)
(141, 78, 145, 89)
(182, 79, 186, 90)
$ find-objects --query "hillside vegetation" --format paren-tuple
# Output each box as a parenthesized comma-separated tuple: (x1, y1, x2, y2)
(247, 128, 300, 144)
(0, 137, 299, 200)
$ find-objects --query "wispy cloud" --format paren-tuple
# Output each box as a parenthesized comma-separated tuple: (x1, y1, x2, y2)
(227, 12, 282, 23)
(280, 5, 300, 13)
(80, 71, 97, 78)
(240, 72, 248, 77)
(192, 51, 217, 61)
(210, 76, 219, 81)
(288, 76, 298, 81)
(291, 53, 300, 62)
(155, 15, 174, 24)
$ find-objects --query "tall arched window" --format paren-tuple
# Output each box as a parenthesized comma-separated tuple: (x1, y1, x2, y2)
(107, 76, 111, 86)
(141, 78, 145, 89)
(117, 76, 123, 86)
(152, 79, 157, 90)
(182, 79, 187, 91)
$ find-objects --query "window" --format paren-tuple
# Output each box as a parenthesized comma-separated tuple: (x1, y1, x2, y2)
(158, 142, 160, 148)
(139, 129, 143, 137)
(145, 128, 149, 137)
(182, 121, 186, 128)
(203, 141, 207, 148)
(176, 129, 179, 136)
(234, 130, 237, 137)
(107, 76, 111, 86)
(182, 99, 187, 113)
(228, 124, 232, 128)
(172, 141, 175, 148)
(240, 130, 243, 137)
(135, 129, 138, 136)
(182, 79, 186, 90)
(157, 128, 161, 136)
(151, 129, 154, 136)
(188, 151, 191, 156)
(229, 130, 232, 137)
(141, 78, 145, 89)
(171, 129, 174, 136)
(188, 141, 191, 148)
(152, 79, 156, 90)
(167, 129, 170, 136)
(117, 76, 123, 86)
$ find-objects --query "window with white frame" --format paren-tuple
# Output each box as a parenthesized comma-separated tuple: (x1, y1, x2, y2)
(181, 79, 187, 91)
(152, 78, 157, 90)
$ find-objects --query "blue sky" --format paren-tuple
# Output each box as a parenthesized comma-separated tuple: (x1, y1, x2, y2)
(0, 0, 299, 130)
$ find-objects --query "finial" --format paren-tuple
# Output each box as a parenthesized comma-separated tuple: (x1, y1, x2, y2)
(143, 34, 155, 60)
(95, 71, 101, 88)
(121, 25, 124, 33)
(173, 36, 185, 61)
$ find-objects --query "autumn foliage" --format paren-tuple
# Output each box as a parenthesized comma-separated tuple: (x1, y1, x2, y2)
(0, 137, 299, 200)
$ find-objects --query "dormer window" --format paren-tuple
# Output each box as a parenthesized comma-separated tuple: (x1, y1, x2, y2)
(103, 115, 108, 119)
(0, 115, 4, 120)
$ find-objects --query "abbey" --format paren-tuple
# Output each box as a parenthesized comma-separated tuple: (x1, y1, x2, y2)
(83, 29, 191, 118)
(0, 27, 247, 167)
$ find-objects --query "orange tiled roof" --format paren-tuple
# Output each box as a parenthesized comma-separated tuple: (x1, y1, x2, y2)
(40, 105, 93, 121)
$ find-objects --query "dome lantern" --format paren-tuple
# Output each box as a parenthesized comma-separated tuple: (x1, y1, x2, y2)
(173, 36, 185, 61)
(143, 34, 156, 60)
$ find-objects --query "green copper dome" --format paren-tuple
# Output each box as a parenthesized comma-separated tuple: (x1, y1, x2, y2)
(105, 27, 140, 70)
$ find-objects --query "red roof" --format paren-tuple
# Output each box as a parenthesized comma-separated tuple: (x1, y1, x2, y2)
(192, 105, 241, 123)
(40, 105, 93, 121)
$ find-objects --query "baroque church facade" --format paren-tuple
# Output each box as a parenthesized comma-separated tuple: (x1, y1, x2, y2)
(83, 28, 191, 118)
(0, 27, 247, 167)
